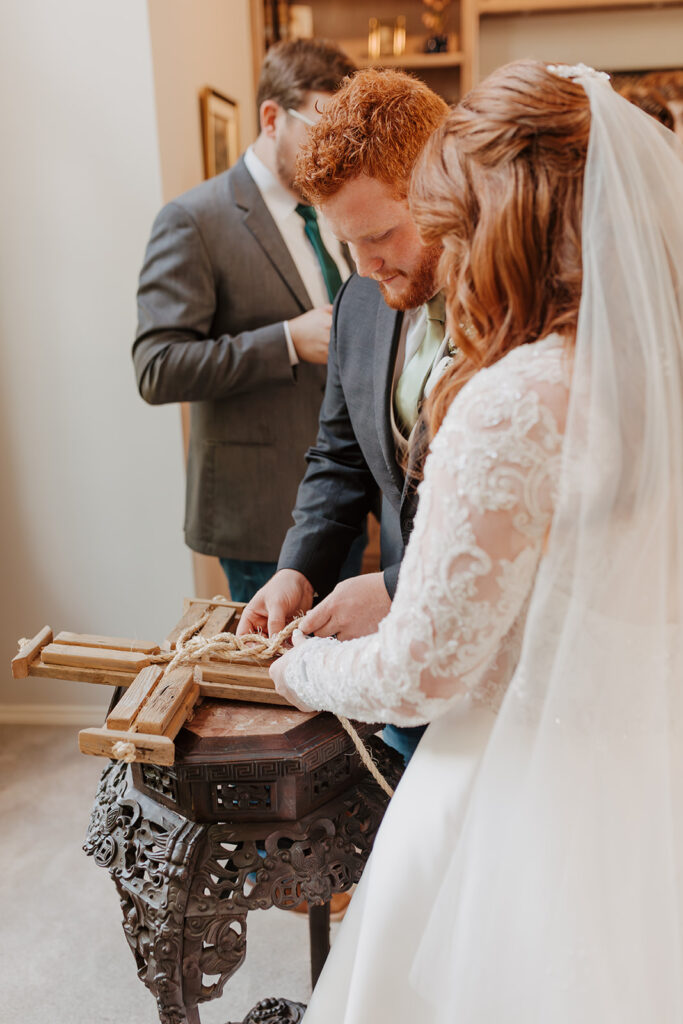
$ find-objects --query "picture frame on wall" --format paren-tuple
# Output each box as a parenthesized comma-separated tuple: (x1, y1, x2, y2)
(200, 87, 240, 178)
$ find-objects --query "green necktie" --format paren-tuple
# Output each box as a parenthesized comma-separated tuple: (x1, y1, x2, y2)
(394, 293, 446, 435)
(295, 203, 344, 302)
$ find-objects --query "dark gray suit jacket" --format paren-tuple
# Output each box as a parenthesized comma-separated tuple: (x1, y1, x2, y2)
(133, 157, 332, 562)
(278, 273, 421, 600)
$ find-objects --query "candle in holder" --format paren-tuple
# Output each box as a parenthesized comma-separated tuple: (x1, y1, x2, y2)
(380, 22, 394, 55)
(393, 16, 407, 56)
(368, 17, 381, 60)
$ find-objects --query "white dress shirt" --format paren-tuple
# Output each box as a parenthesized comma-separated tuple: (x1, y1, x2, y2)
(244, 147, 350, 365)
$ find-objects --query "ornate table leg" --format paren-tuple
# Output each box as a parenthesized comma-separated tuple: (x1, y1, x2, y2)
(227, 996, 307, 1023)
(181, 802, 375, 1009)
(84, 761, 207, 1024)
(85, 739, 403, 1024)
(308, 903, 330, 988)
(183, 739, 401, 1012)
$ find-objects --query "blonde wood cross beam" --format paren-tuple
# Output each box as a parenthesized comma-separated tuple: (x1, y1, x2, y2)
(11, 597, 290, 767)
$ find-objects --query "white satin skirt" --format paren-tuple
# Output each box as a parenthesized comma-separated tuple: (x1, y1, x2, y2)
(302, 698, 496, 1024)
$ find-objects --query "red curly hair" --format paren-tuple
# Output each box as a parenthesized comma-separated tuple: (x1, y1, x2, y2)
(295, 67, 448, 202)
(410, 59, 590, 437)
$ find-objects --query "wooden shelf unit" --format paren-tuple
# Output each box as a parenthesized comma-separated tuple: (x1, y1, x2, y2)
(469, 0, 683, 89)
(353, 46, 466, 69)
(478, 0, 682, 12)
(267, 0, 470, 101)
(259, 0, 683, 98)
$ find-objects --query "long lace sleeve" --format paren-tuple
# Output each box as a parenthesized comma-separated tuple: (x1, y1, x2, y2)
(282, 339, 571, 725)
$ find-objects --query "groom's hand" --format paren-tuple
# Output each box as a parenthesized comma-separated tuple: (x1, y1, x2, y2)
(299, 572, 391, 642)
(237, 569, 314, 637)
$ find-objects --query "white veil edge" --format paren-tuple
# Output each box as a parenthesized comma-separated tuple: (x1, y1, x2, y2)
(410, 68, 683, 1022)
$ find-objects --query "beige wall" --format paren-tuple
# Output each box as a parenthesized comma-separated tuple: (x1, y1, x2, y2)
(480, 7, 683, 78)
(0, 0, 258, 724)
(0, 0, 193, 723)
(148, 0, 258, 204)
(146, 0, 259, 600)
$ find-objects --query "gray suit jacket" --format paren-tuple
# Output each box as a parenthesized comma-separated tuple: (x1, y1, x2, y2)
(133, 157, 333, 562)
(278, 273, 422, 600)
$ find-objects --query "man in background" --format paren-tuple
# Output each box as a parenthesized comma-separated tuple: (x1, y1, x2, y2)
(133, 39, 356, 600)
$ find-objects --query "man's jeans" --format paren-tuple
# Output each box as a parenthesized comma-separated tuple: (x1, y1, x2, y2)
(220, 527, 369, 603)
(382, 724, 426, 765)
(219, 558, 278, 603)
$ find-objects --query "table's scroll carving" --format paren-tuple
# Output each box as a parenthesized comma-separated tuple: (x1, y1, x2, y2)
(84, 725, 403, 1023)
(230, 996, 307, 1023)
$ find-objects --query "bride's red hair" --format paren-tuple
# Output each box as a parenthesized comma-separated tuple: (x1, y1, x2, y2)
(410, 60, 591, 437)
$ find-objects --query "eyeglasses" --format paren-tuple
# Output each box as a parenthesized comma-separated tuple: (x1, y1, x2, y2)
(287, 107, 317, 128)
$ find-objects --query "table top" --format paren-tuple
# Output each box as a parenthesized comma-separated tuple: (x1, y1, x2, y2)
(184, 699, 317, 738)
(173, 698, 375, 766)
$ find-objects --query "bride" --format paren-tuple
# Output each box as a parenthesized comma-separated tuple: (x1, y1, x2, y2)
(270, 60, 683, 1022)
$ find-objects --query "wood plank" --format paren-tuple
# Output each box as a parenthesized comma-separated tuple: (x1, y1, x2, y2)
(134, 666, 196, 735)
(184, 596, 245, 611)
(27, 662, 137, 686)
(78, 727, 175, 766)
(198, 605, 238, 639)
(200, 660, 276, 688)
(164, 604, 211, 649)
(54, 632, 159, 654)
(162, 683, 201, 740)
(26, 655, 279, 695)
(106, 665, 165, 731)
(41, 643, 152, 673)
(198, 679, 291, 706)
(12, 626, 53, 678)
(461, 0, 478, 93)
(358, 49, 465, 69)
(477, 0, 682, 12)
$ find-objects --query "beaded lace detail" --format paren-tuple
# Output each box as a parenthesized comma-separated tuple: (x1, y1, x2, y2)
(283, 336, 572, 725)
(546, 62, 610, 84)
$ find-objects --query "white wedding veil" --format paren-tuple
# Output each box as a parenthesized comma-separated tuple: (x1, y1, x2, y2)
(411, 67, 683, 1020)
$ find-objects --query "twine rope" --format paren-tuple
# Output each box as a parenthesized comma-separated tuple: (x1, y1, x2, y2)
(111, 741, 137, 763)
(336, 715, 395, 798)
(152, 613, 302, 672)
(153, 610, 394, 797)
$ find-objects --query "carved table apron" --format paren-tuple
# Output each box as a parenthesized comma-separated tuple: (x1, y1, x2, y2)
(83, 699, 403, 1024)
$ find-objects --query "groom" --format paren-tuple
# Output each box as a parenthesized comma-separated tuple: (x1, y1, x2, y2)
(239, 69, 448, 762)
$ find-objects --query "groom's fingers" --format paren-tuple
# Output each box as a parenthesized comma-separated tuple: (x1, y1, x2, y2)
(300, 601, 333, 636)
(304, 574, 392, 641)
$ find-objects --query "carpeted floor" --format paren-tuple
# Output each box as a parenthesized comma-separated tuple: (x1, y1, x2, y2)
(0, 725, 332, 1024)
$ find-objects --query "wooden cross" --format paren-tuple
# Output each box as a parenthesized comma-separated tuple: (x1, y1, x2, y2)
(11, 597, 290, 767)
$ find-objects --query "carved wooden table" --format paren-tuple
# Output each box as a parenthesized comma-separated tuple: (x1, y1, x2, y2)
(83, 698, 403, 1024)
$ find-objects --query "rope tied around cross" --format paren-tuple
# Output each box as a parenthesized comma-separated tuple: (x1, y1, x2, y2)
(151, 607, 395, 798)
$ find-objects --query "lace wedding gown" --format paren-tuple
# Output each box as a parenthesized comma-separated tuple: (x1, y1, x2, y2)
(281, 335, 571, 1023)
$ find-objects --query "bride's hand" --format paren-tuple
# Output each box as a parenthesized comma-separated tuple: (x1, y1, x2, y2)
(291, 627, 308, 647)
(269, 634, 316, 711)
